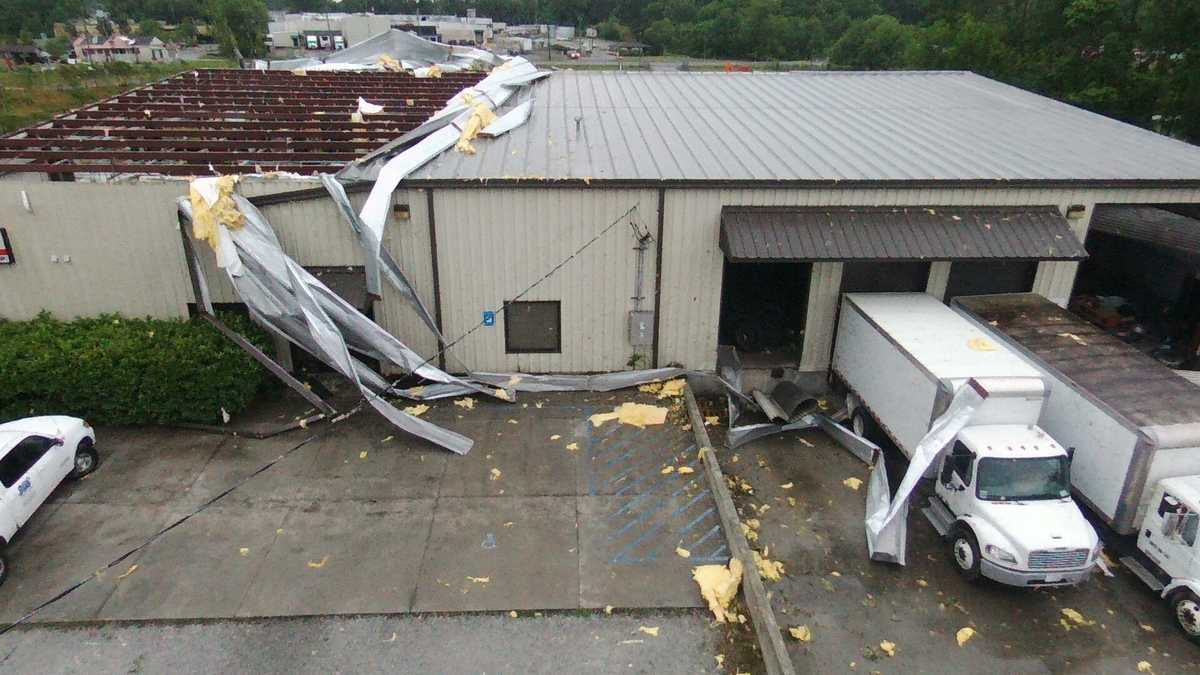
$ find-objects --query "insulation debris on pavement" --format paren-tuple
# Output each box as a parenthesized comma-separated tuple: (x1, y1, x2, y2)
(693, 558, 744, 623)
(588, 402, 669, 429)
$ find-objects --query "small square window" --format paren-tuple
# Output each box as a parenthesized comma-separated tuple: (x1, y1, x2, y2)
(504, 301, 561, 354)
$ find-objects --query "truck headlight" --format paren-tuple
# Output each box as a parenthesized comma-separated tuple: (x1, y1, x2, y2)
(984, 544, 1018, 564)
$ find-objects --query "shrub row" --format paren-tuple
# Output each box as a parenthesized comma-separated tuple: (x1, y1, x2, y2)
(0, 312, 272, 425)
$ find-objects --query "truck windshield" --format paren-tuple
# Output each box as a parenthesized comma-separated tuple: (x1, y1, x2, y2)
(976, 456, 1071, 501)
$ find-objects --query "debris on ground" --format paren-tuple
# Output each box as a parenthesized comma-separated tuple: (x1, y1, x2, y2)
(1060, 608, 1095, 630)
(879, 640, 897, 657)
(490, 468, 503, 481)
(789, 625, 812, 642)
(741, 519, 761, 542)
(753, 550, 785, 581)
(509, 610, 518, 618)
(678, 466, 695, 475)
(1140, 623, 1155, 633)
(359, 451, 368, 460)
(605, 605, 614, 614)
(955, 627, 976, 646)
(693, 558, 745, 623)
(843, 477, 863, 491)
(565, 442, 579, 452)
(780, 482, 794, 489)
(307, 556, 329, 569)
(380, 435, 394, 443)
(676, 546, 691, 558)
(1137, 661, 1153, 673)
(640, 378, 686, 399)
(467, 576, 490, 584)
(589, 402, 669, 428)
(661, 466, 676, 475)
(638, 626, 660, 637)
(239, 547, 249, 556)
(550, 434, 561, 440)
(705, 415, 720, 426)
(403, 404, 430, 417)
(454, 397, 476, 410)
(507, 419, 519, 424)
(117, 564, 139, 580)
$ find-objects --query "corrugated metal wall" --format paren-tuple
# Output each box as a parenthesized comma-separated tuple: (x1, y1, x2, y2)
(658, 186, 1200, 370)
(4, 176, 1200, 377)
(432, 187, 658, 373)
(0, 180, 193, 320)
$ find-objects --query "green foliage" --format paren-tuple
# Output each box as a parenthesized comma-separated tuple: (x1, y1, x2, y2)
(831, 14, 917, 69)
(0, 312, 272, 426)
(207, 0, 270, 59)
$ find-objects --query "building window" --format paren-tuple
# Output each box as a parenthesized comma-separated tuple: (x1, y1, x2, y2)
(504, 301, 561, 354)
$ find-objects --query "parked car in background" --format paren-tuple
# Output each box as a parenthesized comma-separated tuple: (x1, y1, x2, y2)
(0, 416, 99, 585)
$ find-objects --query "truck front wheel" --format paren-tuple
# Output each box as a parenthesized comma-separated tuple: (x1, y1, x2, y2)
(1170, 589, 1200, 643)
(949, 526, 982, 582)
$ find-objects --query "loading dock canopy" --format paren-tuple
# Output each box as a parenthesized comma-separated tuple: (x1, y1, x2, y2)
(1090, 205, 1200, 258)
(719, 205, 1088, 263)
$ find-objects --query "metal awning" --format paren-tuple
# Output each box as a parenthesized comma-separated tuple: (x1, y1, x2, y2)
(1090, 205, 1200, 258)
(719, 205, 1088, 263)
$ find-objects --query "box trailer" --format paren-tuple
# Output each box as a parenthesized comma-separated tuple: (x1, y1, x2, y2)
(832, 293, 1099, 587)
(955, 292, 1200, 642)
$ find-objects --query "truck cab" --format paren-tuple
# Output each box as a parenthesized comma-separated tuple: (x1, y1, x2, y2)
(1137, 477, 1200, 641)
(928, 424, 1100, 586)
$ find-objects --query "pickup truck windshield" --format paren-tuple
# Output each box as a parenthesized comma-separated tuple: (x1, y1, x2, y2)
(976, 456, 1071, 501)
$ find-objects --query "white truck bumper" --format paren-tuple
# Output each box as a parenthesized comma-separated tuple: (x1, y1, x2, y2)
(981, 560, 1092, 587)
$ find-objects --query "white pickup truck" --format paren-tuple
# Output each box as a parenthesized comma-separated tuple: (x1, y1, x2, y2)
(0, 416, 99, 585)
(832, 293, 1100, 587)
(955, 293, 1200, 642)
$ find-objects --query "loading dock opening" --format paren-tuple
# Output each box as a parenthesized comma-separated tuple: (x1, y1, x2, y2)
(717, 261, 809, 363)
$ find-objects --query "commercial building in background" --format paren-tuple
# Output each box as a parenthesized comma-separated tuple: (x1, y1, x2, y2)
(1, 68, 1199, 381)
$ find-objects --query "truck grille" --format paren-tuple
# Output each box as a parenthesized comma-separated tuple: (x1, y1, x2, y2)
(1028, 548, 1089, 570)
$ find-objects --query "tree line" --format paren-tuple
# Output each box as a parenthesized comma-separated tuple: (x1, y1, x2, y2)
(2, 0, 1195, 142)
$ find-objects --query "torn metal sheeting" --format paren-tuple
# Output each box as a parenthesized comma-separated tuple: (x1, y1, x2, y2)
(481, 100, 535, 138)
(751, 389, 789, 424)
(865, 451, 907, 564)
(320, 174, 445, 343)
(726, 416, 818, 450)
(864, 381, 986, 564)
(814, 415, 878, 466)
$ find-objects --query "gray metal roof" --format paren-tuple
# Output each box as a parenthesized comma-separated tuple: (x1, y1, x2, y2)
(1089, 205, 1200, 257)
(720, 205, 1087, 262)
(953, 293, 1200, 430)
(407, 70, 1200, 184)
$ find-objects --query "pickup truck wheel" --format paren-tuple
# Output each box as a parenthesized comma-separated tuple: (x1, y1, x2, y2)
(69, 439, 99, 479)
(1170, 589, 1200, 642)
(949, 526, 982, 582)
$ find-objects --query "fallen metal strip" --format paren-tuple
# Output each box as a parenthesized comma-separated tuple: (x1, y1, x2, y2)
(727, 416, 819, 450)
(814, 415, 877, 465)
(683, 384, 796, 675)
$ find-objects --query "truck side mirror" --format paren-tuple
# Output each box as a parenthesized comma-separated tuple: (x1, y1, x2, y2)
(1067, 447, 1075, 462)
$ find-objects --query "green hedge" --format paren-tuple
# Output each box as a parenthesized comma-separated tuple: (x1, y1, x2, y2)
(0, 312, 272, 425)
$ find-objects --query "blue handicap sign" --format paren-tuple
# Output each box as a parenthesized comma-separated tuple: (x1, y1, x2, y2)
(482, 310, 495, 326)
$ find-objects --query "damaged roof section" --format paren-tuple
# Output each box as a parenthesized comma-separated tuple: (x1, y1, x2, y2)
(719, 205, 1088, 262)
(0, 68, 483, 176)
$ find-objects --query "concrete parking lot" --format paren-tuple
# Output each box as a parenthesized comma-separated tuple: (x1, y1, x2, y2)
(0, 391, 721, 624)
(724, 426, 1200, 674)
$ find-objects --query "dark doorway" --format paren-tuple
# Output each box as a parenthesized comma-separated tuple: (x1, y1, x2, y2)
(718, 261, 810, 360)
(840, 261, 931, 294)
(944, 260, 1038, 302)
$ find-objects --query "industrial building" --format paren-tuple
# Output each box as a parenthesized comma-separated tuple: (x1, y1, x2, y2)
(3, 67, 1200, 382)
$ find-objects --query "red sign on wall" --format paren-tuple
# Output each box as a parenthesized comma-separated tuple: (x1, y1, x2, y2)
(0, 227, 13, 265)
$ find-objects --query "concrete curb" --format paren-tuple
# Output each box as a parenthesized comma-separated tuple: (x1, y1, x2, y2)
(683, 383, 796, 675)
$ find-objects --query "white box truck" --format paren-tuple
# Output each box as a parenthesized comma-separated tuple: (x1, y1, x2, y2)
(832, 293, 1100, 587)
(955, 292, 1200, 642)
